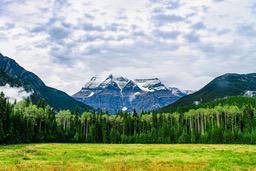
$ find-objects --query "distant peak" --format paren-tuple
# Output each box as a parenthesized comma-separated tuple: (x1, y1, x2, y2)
(106, 74, 129, 81)
(74, 74, 187, 114)
(106, 74, 113, 79)
(116, 76, 127, 80)
(84, 75, 107, 89)
(83, 74, 130, 89)
(90, 76, 97, 81)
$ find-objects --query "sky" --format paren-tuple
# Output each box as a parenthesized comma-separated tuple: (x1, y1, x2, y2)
(0, 0, 256, 95)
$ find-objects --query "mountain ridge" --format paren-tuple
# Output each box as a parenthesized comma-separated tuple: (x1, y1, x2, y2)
(73, 74, 188, 114)
(0, 53, 91, 111)
(160, 73, 256, 112)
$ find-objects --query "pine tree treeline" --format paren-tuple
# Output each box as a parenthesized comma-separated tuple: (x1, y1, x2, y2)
(0, 92, 256, 144)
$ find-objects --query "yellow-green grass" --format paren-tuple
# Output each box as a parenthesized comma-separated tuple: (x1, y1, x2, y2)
(0, 144, 256, 171)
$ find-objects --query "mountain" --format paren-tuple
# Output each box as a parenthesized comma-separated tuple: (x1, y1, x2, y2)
(161, 73, 256, 112)
(0, 53, 91, 111)
(73, 74, 187, 114)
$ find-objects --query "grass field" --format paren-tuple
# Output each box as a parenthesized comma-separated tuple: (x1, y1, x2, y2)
(0, 144, 256, 171)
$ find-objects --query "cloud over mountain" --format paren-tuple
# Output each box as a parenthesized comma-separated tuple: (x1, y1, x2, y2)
(0, 84, 32, 103)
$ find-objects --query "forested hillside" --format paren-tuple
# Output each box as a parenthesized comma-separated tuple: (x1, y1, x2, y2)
(160, 96, 256, 114)
(1, 92, 256, 144)
(161, 73, 256, 112)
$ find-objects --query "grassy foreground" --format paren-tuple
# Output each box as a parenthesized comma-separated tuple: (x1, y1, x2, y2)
(0, 144, 256, 171)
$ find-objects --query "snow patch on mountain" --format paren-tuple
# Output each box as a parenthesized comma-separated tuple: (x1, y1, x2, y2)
(0, 84, 32, 103)
(169, 87, 182, 96)
(134, 78, 167, 92)
(134, 92, 141, 96)
(87, 92, 94, 97)
(129, 92, 141, 102)
(135, 83, 153, 92)
(169, 87, 194, 96)
(122, 106, 128, 112)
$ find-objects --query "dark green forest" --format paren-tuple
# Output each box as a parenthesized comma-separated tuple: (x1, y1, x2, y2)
(1, 92, 256, 144)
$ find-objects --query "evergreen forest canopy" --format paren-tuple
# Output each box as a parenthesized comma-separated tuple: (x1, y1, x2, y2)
(1, 92, 256, 144)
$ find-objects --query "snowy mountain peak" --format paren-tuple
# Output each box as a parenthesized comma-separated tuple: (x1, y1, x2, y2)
(84, 75, 185, 92)
(134, 78, 167, 92)
(84, 75, 168, 92)
(84, 74, 130, 90)
(106, 74, 113, 80)
(115, 77, 129, 89)
(84, 75, 107, 89)
(100, 75, 130, 89)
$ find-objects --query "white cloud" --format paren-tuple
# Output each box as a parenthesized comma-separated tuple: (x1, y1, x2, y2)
(0, 84, 32, 103)
(0, 0, 256, 94)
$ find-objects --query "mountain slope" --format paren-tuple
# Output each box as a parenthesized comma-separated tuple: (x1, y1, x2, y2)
(0, 53, 91, 111)
(161, 73, 256, 112)
(73, 74, 187, 114)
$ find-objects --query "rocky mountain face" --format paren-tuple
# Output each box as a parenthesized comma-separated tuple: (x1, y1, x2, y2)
(73, 74, 188, 114)
(0, 53, 91, 111)
(161, 73, 256, 112)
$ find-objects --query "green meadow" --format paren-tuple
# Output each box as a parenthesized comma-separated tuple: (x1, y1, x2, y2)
(0, 144, 256, 171)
